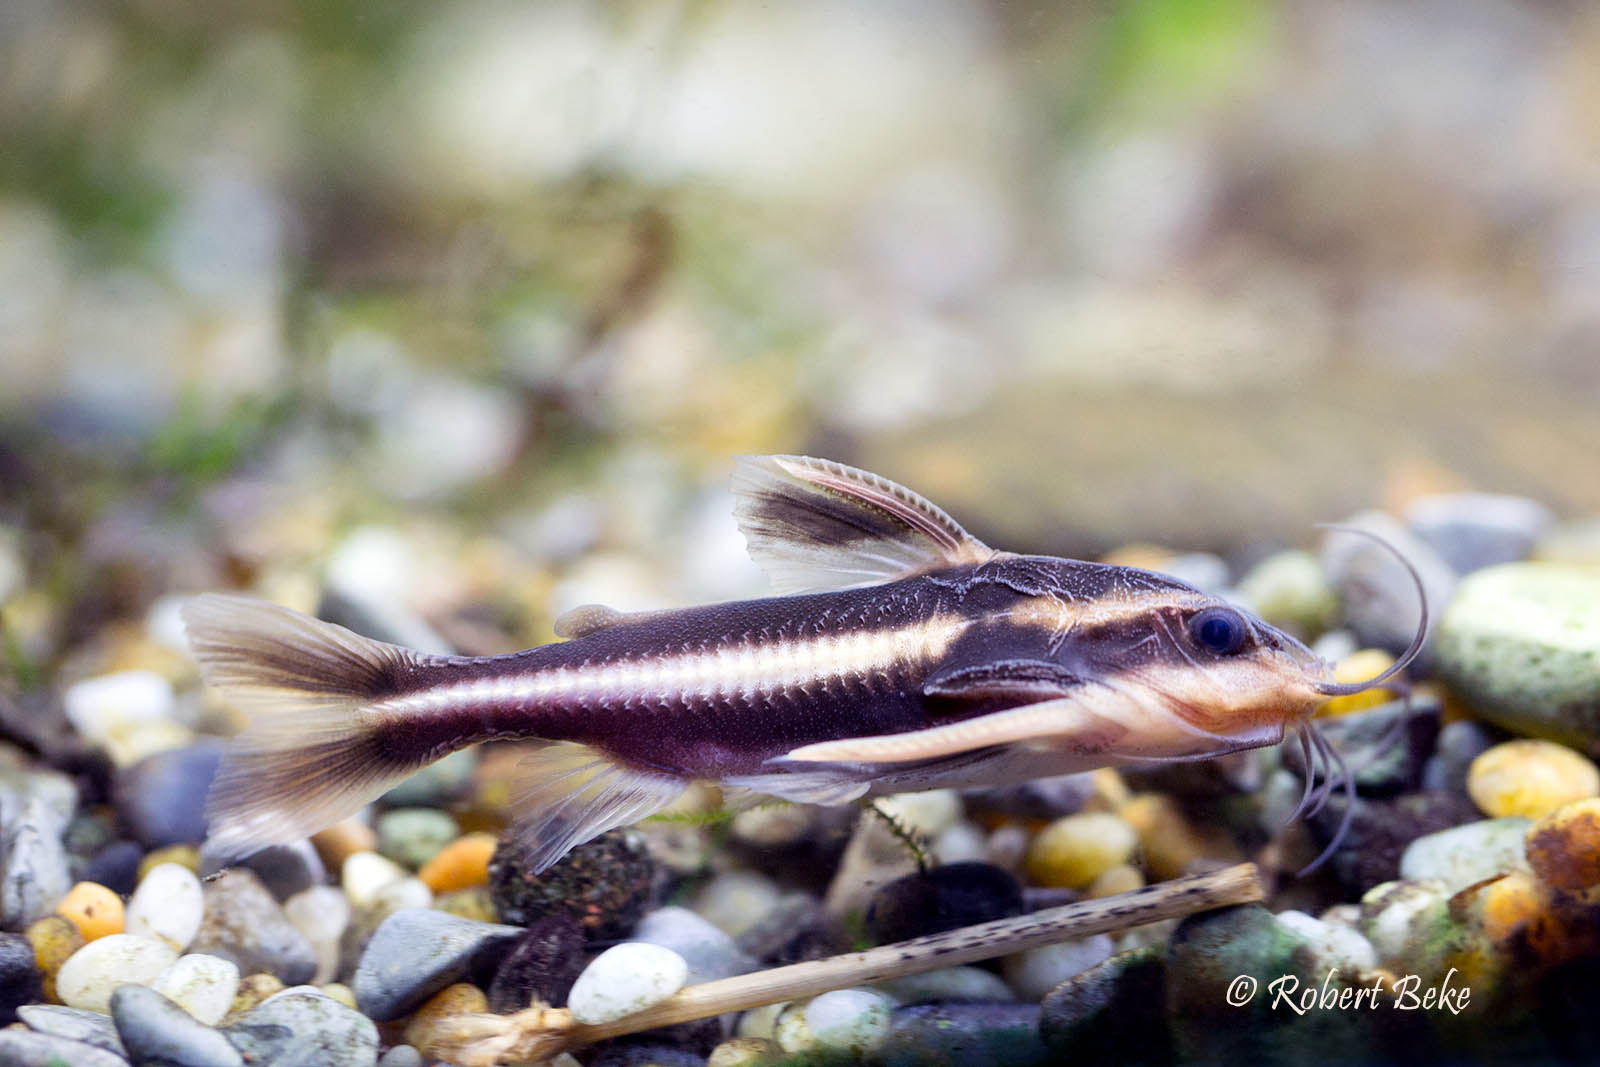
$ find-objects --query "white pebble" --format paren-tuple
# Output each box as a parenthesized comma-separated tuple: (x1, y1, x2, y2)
(151, 953, 240, 1025)
(341, 850, 408, 909)
(1276, 910, 1378, 975)
(803, 989, 893, 1054)
(932, 821, 988, 865)
(125, 863, 203, 951)
(57, 934, 178, 1014)
(694, 870, 780, 939)
(368, 876, 432, 919)
(773, 1001, 817, 1053)
(284, 887, 351, 985)
(1002, 934, 1114, 1001)
(735, 1001, 788, 1040)
(876, 965, 1016, 1005)
(62, 671, 174, 743)
(566, 943, 689, 1025)
(874, 790, 963, 838)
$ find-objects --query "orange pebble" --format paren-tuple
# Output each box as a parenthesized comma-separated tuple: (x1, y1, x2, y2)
(419, 833, 498, 894)
(54, 881, 124, 942)
(312, 818, 378, 871)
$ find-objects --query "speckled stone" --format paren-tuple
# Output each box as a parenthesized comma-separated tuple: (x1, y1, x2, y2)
(352, 907, 521, 1021)
(1040, 945, 1169, 1064)
(805, 988, 893, 1054)
(1436, 563, 1600, 755)
(17, 1004, 126, 1056)
(1398, 817, 1533, 893)
(224, 986, 380, 1067)
(0, 1029, 132, 1067)
(376, 808, 460, 870)
(151, 952, 241, 1025)
(1525, 799, 1600, 892)
(879, 1002, 1049, 1067)
(190, 869, 316, 985)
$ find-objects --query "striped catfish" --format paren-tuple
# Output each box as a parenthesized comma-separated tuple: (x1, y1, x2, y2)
(185, 455, 1422, 873)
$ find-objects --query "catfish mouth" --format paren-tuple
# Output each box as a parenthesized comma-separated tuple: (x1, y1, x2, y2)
(1281, 523, 1431, 876)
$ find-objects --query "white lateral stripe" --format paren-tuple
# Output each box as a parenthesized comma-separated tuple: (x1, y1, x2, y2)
(378, 619, 969, 715)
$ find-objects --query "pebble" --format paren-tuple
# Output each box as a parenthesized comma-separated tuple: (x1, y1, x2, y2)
(191, 869, 317, 985)
(1002, 934, 1114, 1001)
(1318, 649, 1403, 716)
(1040, 945, 1169, 1062)
(283, 886, 351, 985)
(351, 907, 521, 1021)
(1, 796, 72, 928)
(56, 933, 177, 1013)
(867, 862, 1023, 943)
(804, 988, 893, 1054)
(1467, 740, 1600, 819)
(1399, 818, 1534, 893)
(1286, 697, 1440, 794)
(312, 819, 379, 871)
(16, 1003, 126, 1055)
(707, 1037, 782, 1067)
(80, 840, 146, 896)
(1024, 812, 1139, 889)
(730, 804, 818, 848)
(403, 982, 487, 1060)
(590, 1045, 705, 1067)
(125, 862, 204, 951)
(489, 828, 657, 938)
(1086, 864, 1144, 897)
(879, 1002, 1049, 1066)
(694, 870, 782, 940)
(1236, 549, 1338, 637)
(224, 986, 380, 1067)
(1422, 719, 1497, 794)
(341, 851, 409, 909)
(633, 905, 757, 984)
(376, 808, 460, 870)
(377, 1045, 424, 1067)
(1359, 880, 1451, 966)
(432, 886, 497, 922)
(1406, 492, 1552, 575)
(1119, 792, 1236, 881)
(0, 931, 43, 1023)
(111, 983, 243, 1066)
(1435, 563, 1600, 755)
(933, 820, 990, 864)
(966, 772, 1097, 822)
(137, 844, 200, 881)
(1525, 798, 1600, 892)
(213, 841, 328, 901)
(486, 915, 586, 1013)
(152, 952, 241, 1024)
(380, 748, 475, 807)
(875, 965, 1016, 1005)
(772, 999, 816, 1052)
(567, 942, 689, 1025)
(25, 914, 84, 1002)
(366, 875, 433, 921)
(1274, 910, 1378, 973)
(734, 891, 847, 966)
(417, 832, 496, 893)
(114, 739, 224, 847)
(62, 670, 175, 746)
(873, 789, 964, 839)
(55, 881, 124, 942)
(0, 1029, 132, 1067)
(1321, 512, 1456, 657)
(225, 972, 284, 1020)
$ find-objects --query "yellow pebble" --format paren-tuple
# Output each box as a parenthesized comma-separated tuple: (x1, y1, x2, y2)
(1120, 793, 1239, 882)
(404, 982, 489, 1059)
(54, 881, 124, 942)
(1024, 812, 1138, 889)
(25, 915, 84, 1003)
(226, 973, 284, 1023)
(1084, 769, 1131, 813)
(312, 818, 379, 871)
(1318, 649, 1399, 716)
(319, 982, 358, 1010)
(708, 1037, 784, 1067)
(433, 886, 498, 923)
(138, 844, 201, 881)
(1086, 864, 1145, 898)
(418, 833, 498, 894)
(1468, 740, 1600, 819)
(1525, 797, 1600, 892)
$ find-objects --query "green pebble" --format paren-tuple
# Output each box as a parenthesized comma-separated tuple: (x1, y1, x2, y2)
(375, 809, 460, 870)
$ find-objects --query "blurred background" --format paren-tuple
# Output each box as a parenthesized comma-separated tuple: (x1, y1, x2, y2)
(3, 0, 1598, 664)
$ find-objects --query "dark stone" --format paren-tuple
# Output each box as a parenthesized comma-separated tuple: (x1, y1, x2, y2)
(1305, 790, 1481, 894)
(189, 868, 317, 986)
(488, 828, 656, 940)
(963, 772, 1097, 822)
(0, 931, 44, 1025)
(867, 862, 1024, 944)
(487, 915, 587, 1013)
(81, 839, 146, 895)
(1281, 697, 1441, 795)
(115, 740, 225, 847)
(199, 841, 324, 901)
(879, 1003, 1049, 1067)
(1040, 945, 1169, 1064)
(111, 983, 244, 1066)
(588, 1043, 707, 1067)
(352, 907, 522, 1021)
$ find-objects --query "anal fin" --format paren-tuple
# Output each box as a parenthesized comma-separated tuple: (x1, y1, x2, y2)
(504, 742, 686, 872)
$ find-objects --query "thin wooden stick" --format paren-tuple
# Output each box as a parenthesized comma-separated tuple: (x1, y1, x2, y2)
(438, 862, 1263, 1065)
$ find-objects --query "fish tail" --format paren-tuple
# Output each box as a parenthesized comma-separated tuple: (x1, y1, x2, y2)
(182, 593, 437, 859)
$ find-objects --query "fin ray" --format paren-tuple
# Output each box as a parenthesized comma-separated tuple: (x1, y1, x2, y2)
(732, 455, 993, 594)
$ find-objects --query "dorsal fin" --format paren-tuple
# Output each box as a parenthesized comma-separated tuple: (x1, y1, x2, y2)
(731, 455, 994, 594)
(552, 603, 630, 639)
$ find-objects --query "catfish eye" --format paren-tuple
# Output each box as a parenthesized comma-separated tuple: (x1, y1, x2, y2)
(1190, 607, 1249, 656)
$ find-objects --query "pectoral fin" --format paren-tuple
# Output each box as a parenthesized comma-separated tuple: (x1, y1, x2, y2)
(923, 660, 1084, 706)
(777, 699, 1128, 765)
(732, 454, 994, 594)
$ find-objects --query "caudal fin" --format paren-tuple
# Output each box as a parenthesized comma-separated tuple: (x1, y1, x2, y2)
(183, 594, 433, 859)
